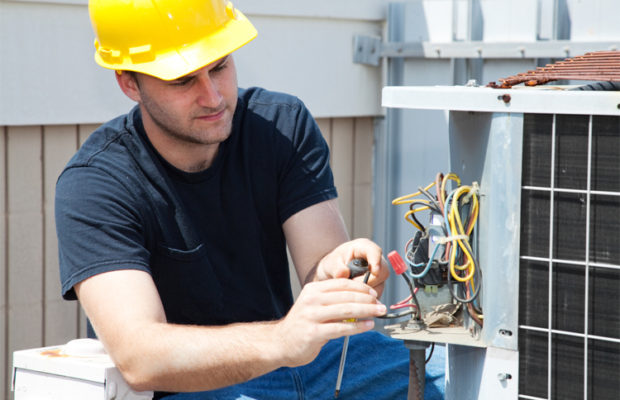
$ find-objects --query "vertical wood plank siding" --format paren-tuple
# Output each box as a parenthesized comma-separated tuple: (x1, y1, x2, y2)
(0, 117, 374, 397)
(42, 126, 80, 347)
(6, 127, 44, 400)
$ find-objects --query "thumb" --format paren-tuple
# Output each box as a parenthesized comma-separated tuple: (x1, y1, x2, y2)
(333, 264, 351, 279)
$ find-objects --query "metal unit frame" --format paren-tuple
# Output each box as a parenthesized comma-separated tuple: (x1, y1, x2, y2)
(382, 85, 620, 399)
(354, 38, 620, 66)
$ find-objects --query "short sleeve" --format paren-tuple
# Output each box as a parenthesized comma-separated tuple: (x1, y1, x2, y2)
(55, 166, 151, 300)
(276, 101, 338, 223)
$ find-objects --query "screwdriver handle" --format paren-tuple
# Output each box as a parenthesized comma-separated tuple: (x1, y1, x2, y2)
(347, 258, 369, 280)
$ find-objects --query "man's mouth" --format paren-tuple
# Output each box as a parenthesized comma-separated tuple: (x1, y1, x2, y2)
(196, 109, 225, 122)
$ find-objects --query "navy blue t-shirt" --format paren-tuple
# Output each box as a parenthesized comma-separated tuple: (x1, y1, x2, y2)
(55, 87, 337, 326)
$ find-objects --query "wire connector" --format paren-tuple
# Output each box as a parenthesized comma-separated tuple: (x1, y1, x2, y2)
(388, 251, 408, 275)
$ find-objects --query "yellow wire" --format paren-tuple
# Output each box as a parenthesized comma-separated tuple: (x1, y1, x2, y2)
(440, 173, 460, 205)
(447, 185, 479, 282)
(450, 188, 477, 279)
(391, 181, 436, 205)
(393, 174, 480, 287)
(448, 188, 474, 278)
(403, 206, 430, 231)
(404, 212, 424, 231)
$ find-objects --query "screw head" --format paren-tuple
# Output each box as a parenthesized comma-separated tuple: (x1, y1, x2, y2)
(497, 373, 512, 381)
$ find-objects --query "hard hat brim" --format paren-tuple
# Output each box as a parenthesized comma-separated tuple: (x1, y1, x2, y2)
(94, 9, 257, 81)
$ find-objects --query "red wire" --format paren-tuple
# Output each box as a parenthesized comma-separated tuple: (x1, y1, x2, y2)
(390, 303, 417, 310)
(390, 287, 419, 309)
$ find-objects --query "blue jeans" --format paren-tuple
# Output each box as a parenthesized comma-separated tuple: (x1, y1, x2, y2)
(163, 331, 445, 400)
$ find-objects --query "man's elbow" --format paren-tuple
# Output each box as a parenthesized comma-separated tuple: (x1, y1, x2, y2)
(116, 356, 160, 392)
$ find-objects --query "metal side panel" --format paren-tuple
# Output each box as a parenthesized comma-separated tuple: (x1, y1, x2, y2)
(449, 111, 523, 351)
(445, 345, 518, 400)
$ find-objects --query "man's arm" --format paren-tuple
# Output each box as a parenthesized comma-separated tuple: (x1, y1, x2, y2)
(283, 198, 390, 296)
(75, 269, 285, 392)
(75, 230, 386, 392)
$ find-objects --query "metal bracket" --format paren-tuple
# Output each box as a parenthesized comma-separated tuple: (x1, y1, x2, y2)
(352, 35, 383, 67)
(353, 34, 620, 66)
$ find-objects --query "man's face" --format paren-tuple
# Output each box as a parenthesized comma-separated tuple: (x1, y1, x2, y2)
(130, 55, 238, 148)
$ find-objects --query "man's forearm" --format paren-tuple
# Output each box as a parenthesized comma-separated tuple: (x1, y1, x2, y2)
(113, 320, 286, 392)
(77, 266, 385, 394)
(302, 264, 319, 285)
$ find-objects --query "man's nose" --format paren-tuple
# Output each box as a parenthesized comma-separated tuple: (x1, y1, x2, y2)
(195, 73, 223, 108)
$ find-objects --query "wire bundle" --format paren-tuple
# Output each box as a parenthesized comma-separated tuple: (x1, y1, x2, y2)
(392, 173, 483, 326)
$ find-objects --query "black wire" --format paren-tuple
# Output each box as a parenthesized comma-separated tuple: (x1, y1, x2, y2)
(366, 270, 416, 320)
(425, 342, 435, 364)
(418, 186, 441, 211)
(404, 233, 426, 266)
(402, 274, 422, 320)
(407, 199, 441, 232)
(377, 273, 422, 320)
(408, 203, 426, 231)
(376, 310, 417, 319)
(409, 199, 442, 215)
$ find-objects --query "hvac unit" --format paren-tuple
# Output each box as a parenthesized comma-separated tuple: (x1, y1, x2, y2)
(381, 85, 620, 400)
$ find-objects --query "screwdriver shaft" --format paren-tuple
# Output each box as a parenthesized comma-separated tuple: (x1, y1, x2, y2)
(334, 268, 371, 398)
(334, 335, 350, 398)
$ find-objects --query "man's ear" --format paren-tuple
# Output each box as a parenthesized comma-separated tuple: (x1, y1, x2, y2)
(115, 71, 141, 102)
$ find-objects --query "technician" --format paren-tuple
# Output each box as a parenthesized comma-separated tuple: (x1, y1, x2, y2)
(56, 1, 411, 399)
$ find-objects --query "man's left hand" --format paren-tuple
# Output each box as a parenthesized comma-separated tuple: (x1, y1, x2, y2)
(314, 238, 390, 298)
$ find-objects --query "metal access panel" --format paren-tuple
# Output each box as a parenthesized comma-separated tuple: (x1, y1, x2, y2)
(384, 108, 522, 352)
(382, 85, 620, 400)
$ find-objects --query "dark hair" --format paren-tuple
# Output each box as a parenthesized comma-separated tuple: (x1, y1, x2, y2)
(124, 70, 141, 88)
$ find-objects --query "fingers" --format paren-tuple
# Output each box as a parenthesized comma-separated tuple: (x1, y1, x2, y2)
(319, 238, 387, 281)
(305, 277, 377, 297)
(276, 278, 384, 367)
(297, 280, 386, 322)
(348, 238, 383, 272)
(322, 319, 376, 340)
(307, 287, 380, 306)
(319, 302, 387, 322)
(361, 257, 389, 297)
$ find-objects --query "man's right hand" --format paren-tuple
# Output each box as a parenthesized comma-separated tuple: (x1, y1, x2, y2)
(273, 278, 386, 367)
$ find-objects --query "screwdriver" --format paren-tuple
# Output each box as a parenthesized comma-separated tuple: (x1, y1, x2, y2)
(334, 258, 371, 398)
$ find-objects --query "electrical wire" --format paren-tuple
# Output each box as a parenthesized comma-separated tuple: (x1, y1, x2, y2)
(406, 242, 442, 279)
(443, 186, 479, 283)
(378, 273, 421, 320)
(392, 172, 483, 327)
(440, 173, 460, 205)
(445, 242, 482, 311)
(391, 181, 437, 206)
(393, 294, 413, 305)
(390, 302, 417, 310)
(425, 343, 435, 364)
(435, 173, 445, 212)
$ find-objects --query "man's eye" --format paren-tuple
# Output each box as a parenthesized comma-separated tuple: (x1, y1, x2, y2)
(171, 78, 193, 86)
(212, 61, 228, 73)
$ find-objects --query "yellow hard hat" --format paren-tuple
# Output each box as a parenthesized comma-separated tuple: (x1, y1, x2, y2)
(89, 0, 257, 81)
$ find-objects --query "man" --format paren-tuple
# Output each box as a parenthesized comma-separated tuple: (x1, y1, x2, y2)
(56, 0, 412, 398)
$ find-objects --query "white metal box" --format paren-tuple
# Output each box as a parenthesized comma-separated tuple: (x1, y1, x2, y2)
(12, 339, 153, 400)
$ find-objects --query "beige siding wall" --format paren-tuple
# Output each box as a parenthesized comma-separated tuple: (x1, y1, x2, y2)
(0, 117, 375, 399)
